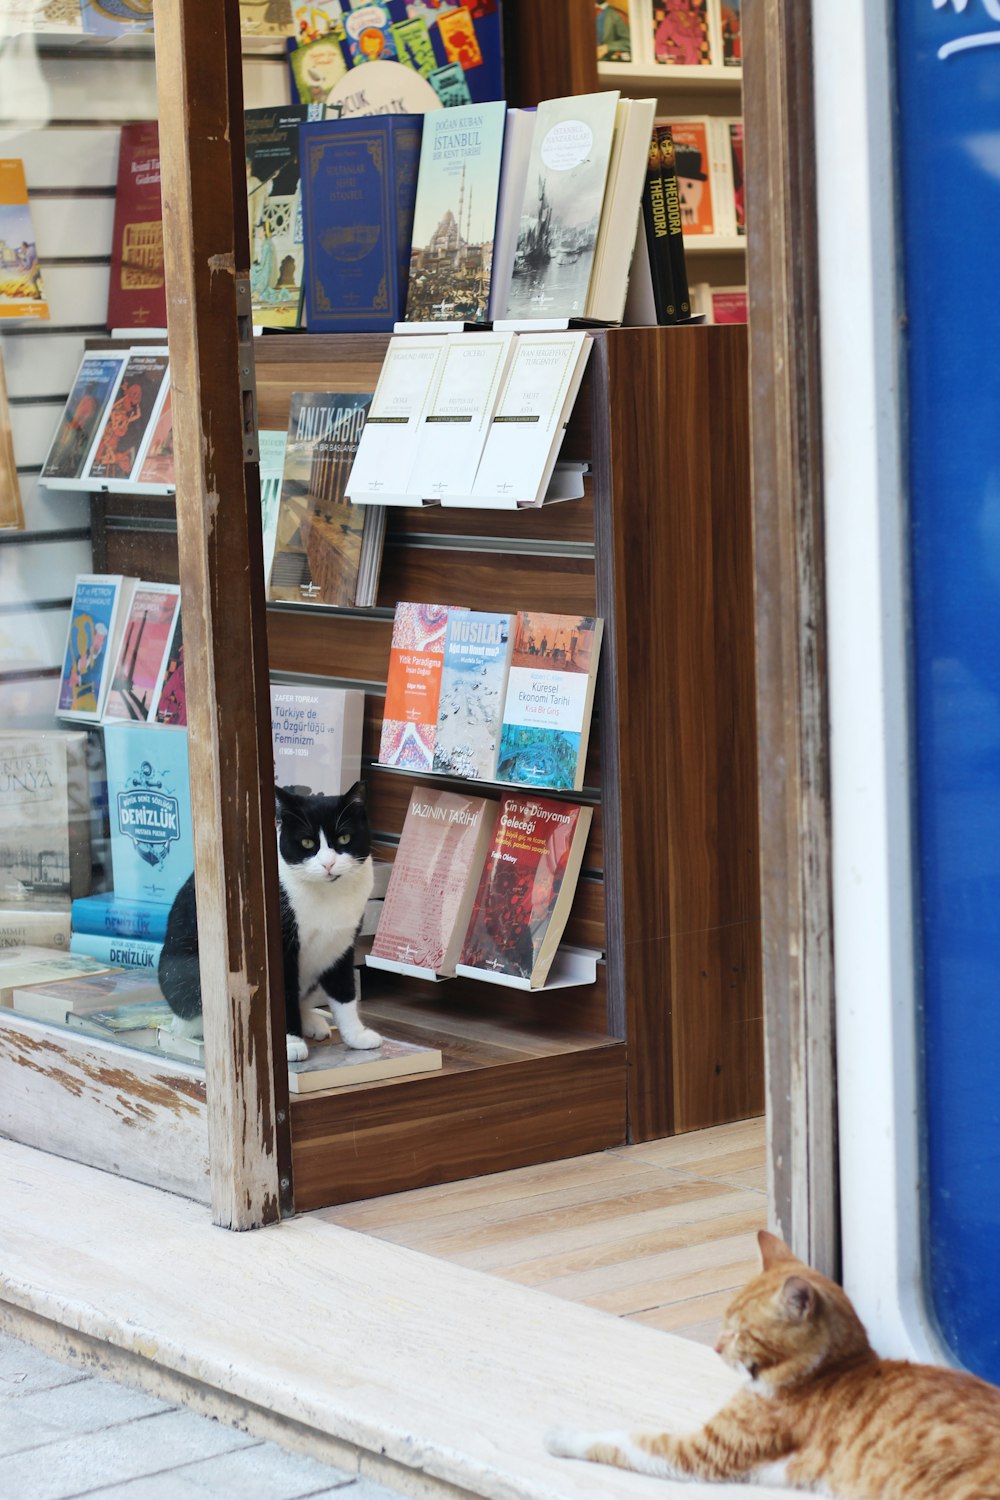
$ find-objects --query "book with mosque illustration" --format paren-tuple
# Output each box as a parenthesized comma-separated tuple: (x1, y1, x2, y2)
(245, 104, 323, 329)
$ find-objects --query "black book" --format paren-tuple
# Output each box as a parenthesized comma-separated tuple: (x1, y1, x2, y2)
(656, 124, 691, 321)
(640, 130, 677, 324)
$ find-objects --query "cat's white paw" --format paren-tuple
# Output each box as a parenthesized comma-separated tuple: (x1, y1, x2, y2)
(286, 1034, 308, 1063)
(339, 1024, 382, 1051)
(301, 1007, 332, 1041)
(545, 1426, 591, 1460)
(171, 1014, 203, 1040)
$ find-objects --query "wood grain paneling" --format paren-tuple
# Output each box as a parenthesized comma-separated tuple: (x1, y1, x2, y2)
(502, 0, 598, 107)
(267, 606, 393, 683)
(375, 548, 597, 616)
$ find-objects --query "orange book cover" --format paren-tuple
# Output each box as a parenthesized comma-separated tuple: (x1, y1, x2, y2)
(665, 121, 716, 237)
(0, 158, 49, 322)
(378, 601, 457, 772)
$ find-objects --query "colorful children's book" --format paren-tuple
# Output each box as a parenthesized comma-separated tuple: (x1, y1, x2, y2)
(300, 114, 423, 333)
(71, 893, 170, 944)
(368, 787, 497, 976)
(0, 158, 49, 322)
(56, 574, 136, 722)
(457, 793, 593, 989)
(0, 731, 91, 904)
(378, 601, 454, 773)
(103, 723, 194, 906)
(432, 610, 513, 779)
(495, 612, 604, 792)
(70, 930, 162, 974)
(152, 607, 186, 726)
(245, 104, 324, 330)
(107, 122, 166, 334)
(103, 582, 181, 723)
(40, 351, 129, 483)
(83, 348, 170, 486)
(270, 683, 364, 795)
(404, 100, 507, 325)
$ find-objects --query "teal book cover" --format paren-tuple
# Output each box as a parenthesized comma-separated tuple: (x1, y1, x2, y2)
(405, 100, 507, 323)
(71, 893, 170, 943)
(301, 114, 423, 332)
(104, 724, 194, 906)
(433, 610, 512, 780)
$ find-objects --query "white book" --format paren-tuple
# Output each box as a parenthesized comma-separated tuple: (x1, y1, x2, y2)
(487, 108, 536, 323)
(270, 683, 364, 796)
(708, 118, 737, 239)
(406, 331, 517, 506)
(587, 97, 657, 324)
(344, 334, 449, 506)
(467, 332, 593, 509)
(623, 211, 658, 327)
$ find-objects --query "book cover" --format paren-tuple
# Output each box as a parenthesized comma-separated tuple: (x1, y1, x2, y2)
(0, 348, 22, 530)
(287, 1034, 442, 1094)
(1, 1, 83, 33)
(378, 600, 452, 772)
(433, 611, 512, 778)
(496, 612, 604, 792)
(107, 122, 166, 333)
(56, 574, 133, 721)
(71, 893, 170, 944)
(68, 997, 178, 1048)
(711, 286, 748, 324)
(270, 683, 364, 795)
(656, 124, 691, 317)
(40, 352, 128, 482)
(71, 929, 162, 974)
(0, 158, 49, 322)
(727, 119, 745, 235)
(11, 968, 162, 1028)
(259, 427, 288, 588)
(596, 0, 631, 62)
(487, 108, 535, 322)
(344, 333, 448, 504)
(665, 119, 717, 236)
(652, 0, 713, 65)
(404, 100, 507, 324)
(245, 104, 323, 330)
(457, 793, 593, 988)
(319, 2, 504, 111)
(719, 0, 741, 65)
(79, 0, 153, 36)
(0, 905, 71, 951)
(268, 391, 376, 607)
(0, 944, 110, 1006)
(152, 607, 186, 726)
(104, 723, 194, 906)
(369, 787, 497, 974)
(504, 91, 620, 321)
(640, 128, 676, 324)
(343, 2, 396, 64)
(290, 31, 349, 107)
(84, 348, 170, 485)
(585, 96, 657, 325)
(469, 332, 593, 505)
(134, 385, 173, 485)
(300, 114, 423, 333)
(0, 730, 91, 904)
(239, 0, 295, 36)
(103, 582, 181, 723)
(405, 330, 516, 502)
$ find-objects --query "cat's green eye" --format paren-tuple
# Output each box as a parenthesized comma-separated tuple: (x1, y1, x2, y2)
(336, 832, 351, 847)
(301, 837, 316, 850)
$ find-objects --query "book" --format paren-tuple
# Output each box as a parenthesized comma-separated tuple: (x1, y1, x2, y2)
(71, 893, 170, 944)
(0, 347, 22, 530)
(0, 1, 83, 34)
(0, 158, 49, 322)
(368, 787, 497, 976)
(133, 384, 174, 486)
(10, 967, 159, 1027)
(56, 574, 136, 722)
(103, 581, 181, 723)
(487, 108, 536, 323)
(639, 125, 676, 324)
(152, 607, 186, 726)
(0, 730, 91, 903)
(156, 1025, 205, 1064)
(652, 0, 715, 66)
(656, 124, 691, 318)
(469, 331, 593, 508)
(0, 945, 111, 1007)
(433, 611, 513, 779)
(83, 347, 171, 485)
(495, 612, 604, 792)
(405, 330, 516, 503)
(267, 391, 385, 608)
(287, 1034, 443, 1095)
(71, 930, 162, 974)
(68, 997, 179, 1049)
(719, 0, 742, 65)
(344, 333, 448, 505)
(79, 0, 153, 36)
(258, 427, 288, 589)
(289, 29, 349, 108)
(270, 683, 364, 795)
(245, 104, 323, 330)
(300, 114, 423, 333)
(504, 91, 620, 321)
(596, 0, 631, 62)
(713, 116, 744, 237)
(378, 600, 454, 772)
(40, 351, 129, 484)
(107, 123, 166, 334)
(662, 118, 718, 237)
(709, 285, 748, 324)
(586, 97, 657, 324)
(457, 793, 593, 989)
(103, 723, 194, 906)
(239, 0, 295, 37)
(0, 905, 71, 951)
(404, 100, 507, 324)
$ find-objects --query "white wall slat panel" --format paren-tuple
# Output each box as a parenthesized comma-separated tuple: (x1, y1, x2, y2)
(0, 673, 62, 729)
(243, 55, 291, 109)
(0, 602, 69, 673)
(9, 402, 66, 468)
(1, 536, 92, 604)
(0, 45, 157, 123)
(4, 333, 88, 399)
(14, 475, 90, 533)
(33, 264, 110, 328)
(32, 197, 116, 260)
(0, 124, 122, 189)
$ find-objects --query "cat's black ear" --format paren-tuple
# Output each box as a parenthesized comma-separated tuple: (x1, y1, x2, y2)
(275, 784, 302, 819)
(342, 780, 367, 807)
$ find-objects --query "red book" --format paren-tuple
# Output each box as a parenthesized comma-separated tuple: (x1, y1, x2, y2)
(369, 788, 497, 977)
(107, 123, 166, 332)
(458, 793, 592, 989)
(378, 602, 461, 773)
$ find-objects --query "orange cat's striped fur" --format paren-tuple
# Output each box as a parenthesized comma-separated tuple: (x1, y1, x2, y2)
(546, 1230, 1000, 1497)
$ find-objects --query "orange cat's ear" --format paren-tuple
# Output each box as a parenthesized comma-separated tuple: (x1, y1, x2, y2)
(779, 1275, 817, 1321)
(757, 1230, 796, 1270)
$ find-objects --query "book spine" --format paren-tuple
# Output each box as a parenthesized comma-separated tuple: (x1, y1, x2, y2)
(656, 125, 691, 320)
(640, 132, 676, 325)
(70, 931, 163, 973)
(70, 898, 170, 942)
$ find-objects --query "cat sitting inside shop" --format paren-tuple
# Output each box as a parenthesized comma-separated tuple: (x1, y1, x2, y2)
(159, 782, 380, 1061)
(547, 1229, 1000, 1498)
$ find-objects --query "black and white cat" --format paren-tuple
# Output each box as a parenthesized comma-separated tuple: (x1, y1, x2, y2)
(159, 781, 380, 1062)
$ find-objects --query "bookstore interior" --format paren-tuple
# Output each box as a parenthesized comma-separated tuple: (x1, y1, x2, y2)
(0, 0, 762, 1223)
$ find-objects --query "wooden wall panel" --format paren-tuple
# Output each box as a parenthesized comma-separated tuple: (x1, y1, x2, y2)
(376, 549, 596, 616)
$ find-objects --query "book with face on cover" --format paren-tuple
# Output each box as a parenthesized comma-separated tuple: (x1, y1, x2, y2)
(432, 611, 513, 780)
(56, 574, 137, 722)
(368, 787, 497, 977)
(0, 730, 91, 904)
(82, 347, 170, 486)
(0, 158, 49, 322)
(405, 330, 517, 504)
(378, 601, 458, 773)
(103, 582, 181, 723)
(495, 612, 604, 792)
(661, 118, 718, 237)
(457, 793, 593, 989)
(345, 334, 448, 506)
(107, 122, 166, 334)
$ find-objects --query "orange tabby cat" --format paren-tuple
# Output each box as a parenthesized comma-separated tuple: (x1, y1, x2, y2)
(546, 1229, 1000, 1497)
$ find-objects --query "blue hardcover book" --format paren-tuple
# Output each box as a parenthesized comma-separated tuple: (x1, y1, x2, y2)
(70, 931, 163, 975)
(71, 893, 170, 943)
(433, 611, 513, 780)
(301, 114, 423, 332)
(103, 724, 194, 907)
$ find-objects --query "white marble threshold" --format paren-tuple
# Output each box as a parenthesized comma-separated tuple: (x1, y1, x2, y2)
(0, 1139, 784, 1500)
